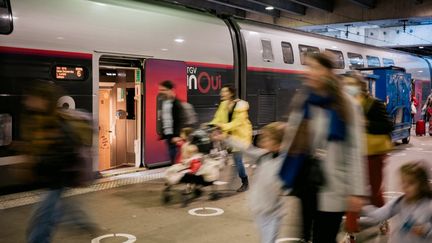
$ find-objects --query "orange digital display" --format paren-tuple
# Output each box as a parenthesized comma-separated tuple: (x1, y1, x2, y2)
(55, 66, 85, 80)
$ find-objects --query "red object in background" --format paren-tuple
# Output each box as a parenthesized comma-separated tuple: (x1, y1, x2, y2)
(429, 120, 432, 136)
(144, 59, 187, 166)
(416, 120, 426, 136)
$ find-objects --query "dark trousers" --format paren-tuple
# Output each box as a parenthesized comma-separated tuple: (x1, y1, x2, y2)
(299, 191, 343, 243)
(367, 154, 385, 207)
(165, 136, 178, 164)
(313, 211, 344, 243)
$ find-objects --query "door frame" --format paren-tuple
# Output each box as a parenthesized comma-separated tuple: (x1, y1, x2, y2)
(93, 51, 151, 169)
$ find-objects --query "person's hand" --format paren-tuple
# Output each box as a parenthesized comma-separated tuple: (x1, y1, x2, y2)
(171, 137, 181, 143)
(211, 130, 226, 141)
(411, 225, 427, 237)
(347, 196, 365, 213)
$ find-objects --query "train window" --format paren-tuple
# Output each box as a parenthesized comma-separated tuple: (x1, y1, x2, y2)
(0, 0, 13, 34)
(281, 42, 294, 64)
(299, 45, 320, 65)
(325, 49, 345, 69)
(261, 39, 274, 62)
(347, 53, 364, 69)
(366, 55, 381, 67)
(0, 114, 12, 146)
(383, 58, 395, 67)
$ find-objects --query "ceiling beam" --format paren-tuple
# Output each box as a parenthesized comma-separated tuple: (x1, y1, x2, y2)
(349, 0, 377, 8)
(288, 0, 334, 12)
(246, 0, 306, 15)
(154, 0, 246, 17)
(206, 0, 281, 18)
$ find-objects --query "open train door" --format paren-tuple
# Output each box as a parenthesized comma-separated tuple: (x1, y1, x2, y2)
(143, 59, 187, 167)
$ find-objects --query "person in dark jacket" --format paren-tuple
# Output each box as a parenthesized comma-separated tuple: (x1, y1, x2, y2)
(22, 80, 97, 243)
(158, 80, 184, 164)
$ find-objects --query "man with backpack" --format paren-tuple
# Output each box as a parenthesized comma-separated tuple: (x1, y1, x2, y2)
(158, 80, 197, 165)
(22, 80, 97, 243)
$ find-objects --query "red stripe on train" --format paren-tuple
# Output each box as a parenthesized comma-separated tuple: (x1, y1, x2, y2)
(0, 46, 92, 59)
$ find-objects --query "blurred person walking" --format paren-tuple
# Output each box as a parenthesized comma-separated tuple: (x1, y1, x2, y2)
(361, 162, 432, 243)
(22, 80, 96, 243)
(158, 80, 185, 164)
(343, 73, 394, 237)
(279, 54, 368, 243)
(212, 122, 286, 243)
(209, 85, 252, 192)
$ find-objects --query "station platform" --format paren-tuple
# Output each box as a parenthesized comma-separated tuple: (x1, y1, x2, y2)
(1, 134, 432, 243)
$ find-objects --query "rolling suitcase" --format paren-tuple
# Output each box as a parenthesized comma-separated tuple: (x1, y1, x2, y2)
(416, 120, 426, 136)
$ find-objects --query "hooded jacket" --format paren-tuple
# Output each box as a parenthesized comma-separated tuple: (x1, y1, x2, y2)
(210, 99, 252, 146)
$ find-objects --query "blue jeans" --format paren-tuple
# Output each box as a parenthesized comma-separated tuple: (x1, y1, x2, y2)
(256, 213, 282, 243)
(27, 188, 95, 243)
(27, 189, 63, 243)
(165, 137, 178, 164)
(233, 151, 247, 178)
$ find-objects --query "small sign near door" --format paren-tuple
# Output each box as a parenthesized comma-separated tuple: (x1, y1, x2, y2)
(117, 87, 125, 102)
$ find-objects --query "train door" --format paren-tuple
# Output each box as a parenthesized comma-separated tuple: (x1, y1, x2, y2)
(98, 56, 143, 170)
(144, 59, 187, 167)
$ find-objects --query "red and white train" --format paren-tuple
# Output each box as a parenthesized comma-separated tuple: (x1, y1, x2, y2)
(0, 0, 430, 191)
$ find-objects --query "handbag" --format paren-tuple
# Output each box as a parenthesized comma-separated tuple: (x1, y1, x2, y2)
(290, 154, 326, 196)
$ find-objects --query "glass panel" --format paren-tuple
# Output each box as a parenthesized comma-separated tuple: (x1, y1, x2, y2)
(281, 42, 294, 64)
(0, 114, 12, 146)
(383, 58, 395, 67)
(261, 39, 274, 62)
(299, 45, 320, 65)
(348, 53, 364, 69)
(367, 55, 381, 67)
(325, 49, 345, 69)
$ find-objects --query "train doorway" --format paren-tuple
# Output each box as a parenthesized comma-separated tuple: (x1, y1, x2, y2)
(98, 56, 143, 171)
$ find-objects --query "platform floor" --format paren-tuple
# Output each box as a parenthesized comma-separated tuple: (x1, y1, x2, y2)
(1, 134, 432, 243)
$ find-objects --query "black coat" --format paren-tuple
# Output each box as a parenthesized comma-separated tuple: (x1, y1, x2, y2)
(363, 97, 393, 135)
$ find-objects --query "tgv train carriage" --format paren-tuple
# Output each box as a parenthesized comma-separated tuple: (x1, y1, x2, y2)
(0, 0, 431, 192)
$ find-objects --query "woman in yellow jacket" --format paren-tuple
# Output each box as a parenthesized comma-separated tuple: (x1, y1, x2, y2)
(210, 85, 252, 192)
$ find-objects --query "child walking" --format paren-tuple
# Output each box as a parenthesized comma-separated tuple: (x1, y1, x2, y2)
(361, 162, 432, 243)
(213, 122, 286, 243)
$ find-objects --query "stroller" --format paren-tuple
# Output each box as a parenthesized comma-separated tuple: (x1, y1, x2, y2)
(162, 125, 228, 207)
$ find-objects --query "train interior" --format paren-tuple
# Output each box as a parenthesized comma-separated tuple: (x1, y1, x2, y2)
(98, 56, 143, 171)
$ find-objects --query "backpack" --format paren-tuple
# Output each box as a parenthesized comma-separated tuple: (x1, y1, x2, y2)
(180, 102, 198, 128)
(57, 109, 94, 187)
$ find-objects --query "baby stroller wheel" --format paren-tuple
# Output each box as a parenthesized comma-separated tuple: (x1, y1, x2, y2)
(209, 192, 221, 201)
(162, 191, 172, 204)
(181, 193, 190, 208)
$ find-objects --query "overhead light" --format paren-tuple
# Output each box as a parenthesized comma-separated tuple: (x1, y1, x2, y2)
(56, 36, 64, 40)
(419, 46, 424, 49)
(265, 6, 274, 10)
(161, 48, 168, 51)
(418, 70, 424, 73)
(331, 46, 338, 49)
(174, 38, 184, 43)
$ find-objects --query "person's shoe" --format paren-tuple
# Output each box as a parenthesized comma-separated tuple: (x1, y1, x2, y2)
(193, 188, 203, 198)
(236, 176, 249, 192)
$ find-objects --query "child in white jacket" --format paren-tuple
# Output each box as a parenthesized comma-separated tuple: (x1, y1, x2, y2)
(213, 122, 286, 243)
(360, 162, 432, 243)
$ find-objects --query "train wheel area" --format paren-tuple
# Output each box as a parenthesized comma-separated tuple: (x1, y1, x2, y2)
(2, 134, 432, 243)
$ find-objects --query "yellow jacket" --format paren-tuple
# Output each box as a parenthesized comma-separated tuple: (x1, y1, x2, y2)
(210, 100, 252, 146)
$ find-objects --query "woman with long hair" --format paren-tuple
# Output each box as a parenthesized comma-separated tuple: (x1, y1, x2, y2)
(280, 53, 368, 243)
(210, 85, 252, 192)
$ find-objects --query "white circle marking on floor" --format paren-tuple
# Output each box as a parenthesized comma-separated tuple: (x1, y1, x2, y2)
(405, 147, 424, 151)
(91, 233, 136, 243)
(391, 153, 407, 157)
(276, 238, 303, 242)
(213, 181, 228, 185)
(188, 207, 224, 217)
